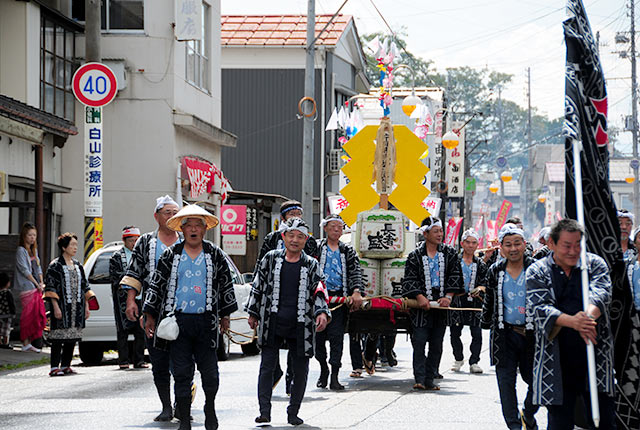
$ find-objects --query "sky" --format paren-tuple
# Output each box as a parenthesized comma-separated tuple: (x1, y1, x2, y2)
(222, 0, 635, 152)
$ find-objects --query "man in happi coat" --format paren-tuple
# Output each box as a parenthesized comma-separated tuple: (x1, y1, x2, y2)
(526, 219, 616, 429)
(109, 226, 147, 369)
(402, 216, 463, 391)
(482, 223, 539, 430)
(615, 227, 640, 429)
(255, 200, 318, 395)
(142, 205, 238, 430)
(313, 214, 363, 390)
(120, 195, 183, 421)
(533, 227, 552, 260)
(247, 217, 330, 426)
(449, 228, 488, 374)
(618, 210, 636, 263)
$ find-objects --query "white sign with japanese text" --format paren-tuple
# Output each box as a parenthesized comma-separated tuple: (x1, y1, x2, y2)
(421, 197, 442, 218)
(175, 0, 202, 41)
(327, 195, 349, 215)
(84, 107, 103, 217)
(445, 122, 465, 198)
(222, 235, 247, 255)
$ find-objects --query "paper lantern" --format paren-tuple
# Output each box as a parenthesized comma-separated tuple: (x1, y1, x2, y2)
(402, 94, 422, 116)
(442, 131, 459, 149)
(501, 170, 513, 183)
(489, 182, 499, 194)
(625, 176, 635, 184)
(538, 194, 547, 203)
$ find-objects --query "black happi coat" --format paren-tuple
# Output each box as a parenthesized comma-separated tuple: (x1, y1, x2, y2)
(449, 255, 488, 327)
(532, 245, 551, 260)
(402, 243, 464, 328)
(44, 257, 93, 332)
(120, 230, 182, 295)
(246, 249, 330, 358)
(109, 246, 137, 332)
(314, 239, 362, 296)
(481, 256, 535, 366)
(255, 230, 318, 270)
(142, 241, 238, 351)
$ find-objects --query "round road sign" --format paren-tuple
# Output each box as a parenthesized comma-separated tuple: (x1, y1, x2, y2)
(72, 62, 118, 107)
(496, 157, 507, 168)
(630, 159, 640, 170)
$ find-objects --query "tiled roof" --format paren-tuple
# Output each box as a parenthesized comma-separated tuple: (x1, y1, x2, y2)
(0, 94, 77, 138)
(545, 159, 635, 183)
(545, 162, 565, 183)
(221, 15, 352, 46)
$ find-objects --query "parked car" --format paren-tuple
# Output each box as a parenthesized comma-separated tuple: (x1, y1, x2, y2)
(78, 241, 257, 365)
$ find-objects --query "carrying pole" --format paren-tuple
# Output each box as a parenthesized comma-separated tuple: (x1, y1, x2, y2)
(571, 138, 600, 428)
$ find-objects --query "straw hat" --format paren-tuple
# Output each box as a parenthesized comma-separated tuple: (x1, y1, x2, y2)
(166, 204, 219, 231)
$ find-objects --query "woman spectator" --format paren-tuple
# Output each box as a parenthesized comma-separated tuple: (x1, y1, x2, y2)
(44, 233, 94, 376)
(14, 222, 46, 352)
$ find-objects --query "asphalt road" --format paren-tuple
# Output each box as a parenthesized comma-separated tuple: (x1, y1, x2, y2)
(0, 330, 548, 429)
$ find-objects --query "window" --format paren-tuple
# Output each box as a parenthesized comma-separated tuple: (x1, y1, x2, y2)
(88, 250, 116, 284)
(40, 15, 78, 120)
(185, 3, 210, 92)
(72, 0, 144, 31)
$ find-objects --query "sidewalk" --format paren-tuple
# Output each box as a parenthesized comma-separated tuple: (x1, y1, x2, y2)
(0, 344, 50, 370)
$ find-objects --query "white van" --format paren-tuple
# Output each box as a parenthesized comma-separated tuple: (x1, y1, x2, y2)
(80, 242, 257, 364)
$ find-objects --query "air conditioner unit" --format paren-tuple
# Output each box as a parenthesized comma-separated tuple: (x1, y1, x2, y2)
(328, 149, 341, 173)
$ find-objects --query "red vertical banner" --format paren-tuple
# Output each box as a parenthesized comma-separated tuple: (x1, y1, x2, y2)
(444, 217, 463, 246)
(486, 220, 497, 243)
(495, 200, 513, 230)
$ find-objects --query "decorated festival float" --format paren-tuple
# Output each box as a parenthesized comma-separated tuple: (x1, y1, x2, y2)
(326, 36, 461, 335)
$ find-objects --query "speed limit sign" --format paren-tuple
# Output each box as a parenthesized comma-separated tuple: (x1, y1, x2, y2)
(72, 62, 118, 107)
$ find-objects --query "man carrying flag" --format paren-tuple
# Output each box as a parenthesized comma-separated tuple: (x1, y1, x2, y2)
(563, 0, 639, 427)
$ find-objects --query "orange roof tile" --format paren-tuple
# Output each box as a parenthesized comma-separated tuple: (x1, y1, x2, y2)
(221, 15, 352, 47)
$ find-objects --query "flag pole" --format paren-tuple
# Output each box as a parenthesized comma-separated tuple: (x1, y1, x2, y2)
(571, 138, 600, 428)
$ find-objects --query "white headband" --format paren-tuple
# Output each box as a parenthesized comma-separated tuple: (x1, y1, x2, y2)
(617, 211, 635, 223)
(155, 195, 179, 212)
(498, 223, 525, 243)
(122, 227, 140, 238)
(461, 229, 480, 242)
(282, 218, 309, 236)
(320, 215, 345, 228)
(539, 227, 551, 241)
(633, 227, 640, 243)
(418, 218, 442, 234)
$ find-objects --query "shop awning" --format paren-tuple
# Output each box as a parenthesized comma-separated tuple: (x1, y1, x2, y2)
(8, 175, 71, 193)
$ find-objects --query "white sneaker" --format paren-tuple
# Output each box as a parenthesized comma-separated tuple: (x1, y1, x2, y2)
(451, 360, 464, 371)
(470, 364, 483, 374)
(21, 344, 41, 353)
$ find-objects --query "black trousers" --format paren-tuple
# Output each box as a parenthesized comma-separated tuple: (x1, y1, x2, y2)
(50, 341, 75, 368)
(315, 306, 347, 369)
(410, 325, 446, 385)
(116, 322, 145, 366)
(170, 313, 219, 400)
(349, 334, 364, 370)
(258, 335, 309, 417)
(495, 329, 538, 430)
(146, 334, 171, 389)
(450, 324, 482, 364)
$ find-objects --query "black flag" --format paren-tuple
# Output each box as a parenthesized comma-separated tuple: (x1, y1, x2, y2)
(564, 1, 639, 428)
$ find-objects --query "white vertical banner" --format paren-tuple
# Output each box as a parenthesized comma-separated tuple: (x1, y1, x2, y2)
(84, 107, 103, 217)
(445, 122, 465, 198)
(175, 0, 202, 41)
(545, 185, 556, 226)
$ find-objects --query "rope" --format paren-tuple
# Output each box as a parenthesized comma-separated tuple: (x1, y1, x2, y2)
(328, 295, 482, 312)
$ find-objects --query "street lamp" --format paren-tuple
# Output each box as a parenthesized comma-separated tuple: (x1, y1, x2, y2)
(442, 130, 459, 149)
(538, 193, 547, 203)
(501, 170, 513, 183)
(402, 93, 422, 116)
(489, 182, 500, 193)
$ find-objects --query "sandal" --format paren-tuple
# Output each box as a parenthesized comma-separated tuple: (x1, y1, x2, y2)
(62, 367, 77, 375)
(413, 383, 426, 390)
(49, 368, 64, 377)
(362, 353, 376, 375)
(119, 364, 130, 370)
(349, 369, 363, 378)
(133, 362, 149, 369)
(424, 383, 440, 391)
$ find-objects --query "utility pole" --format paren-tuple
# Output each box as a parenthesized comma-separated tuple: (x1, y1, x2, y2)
(301, 0, 316, 226)
(84, 0, 101, 262)
(525, 67, 532, 225)
(630, 0, 639, 217)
